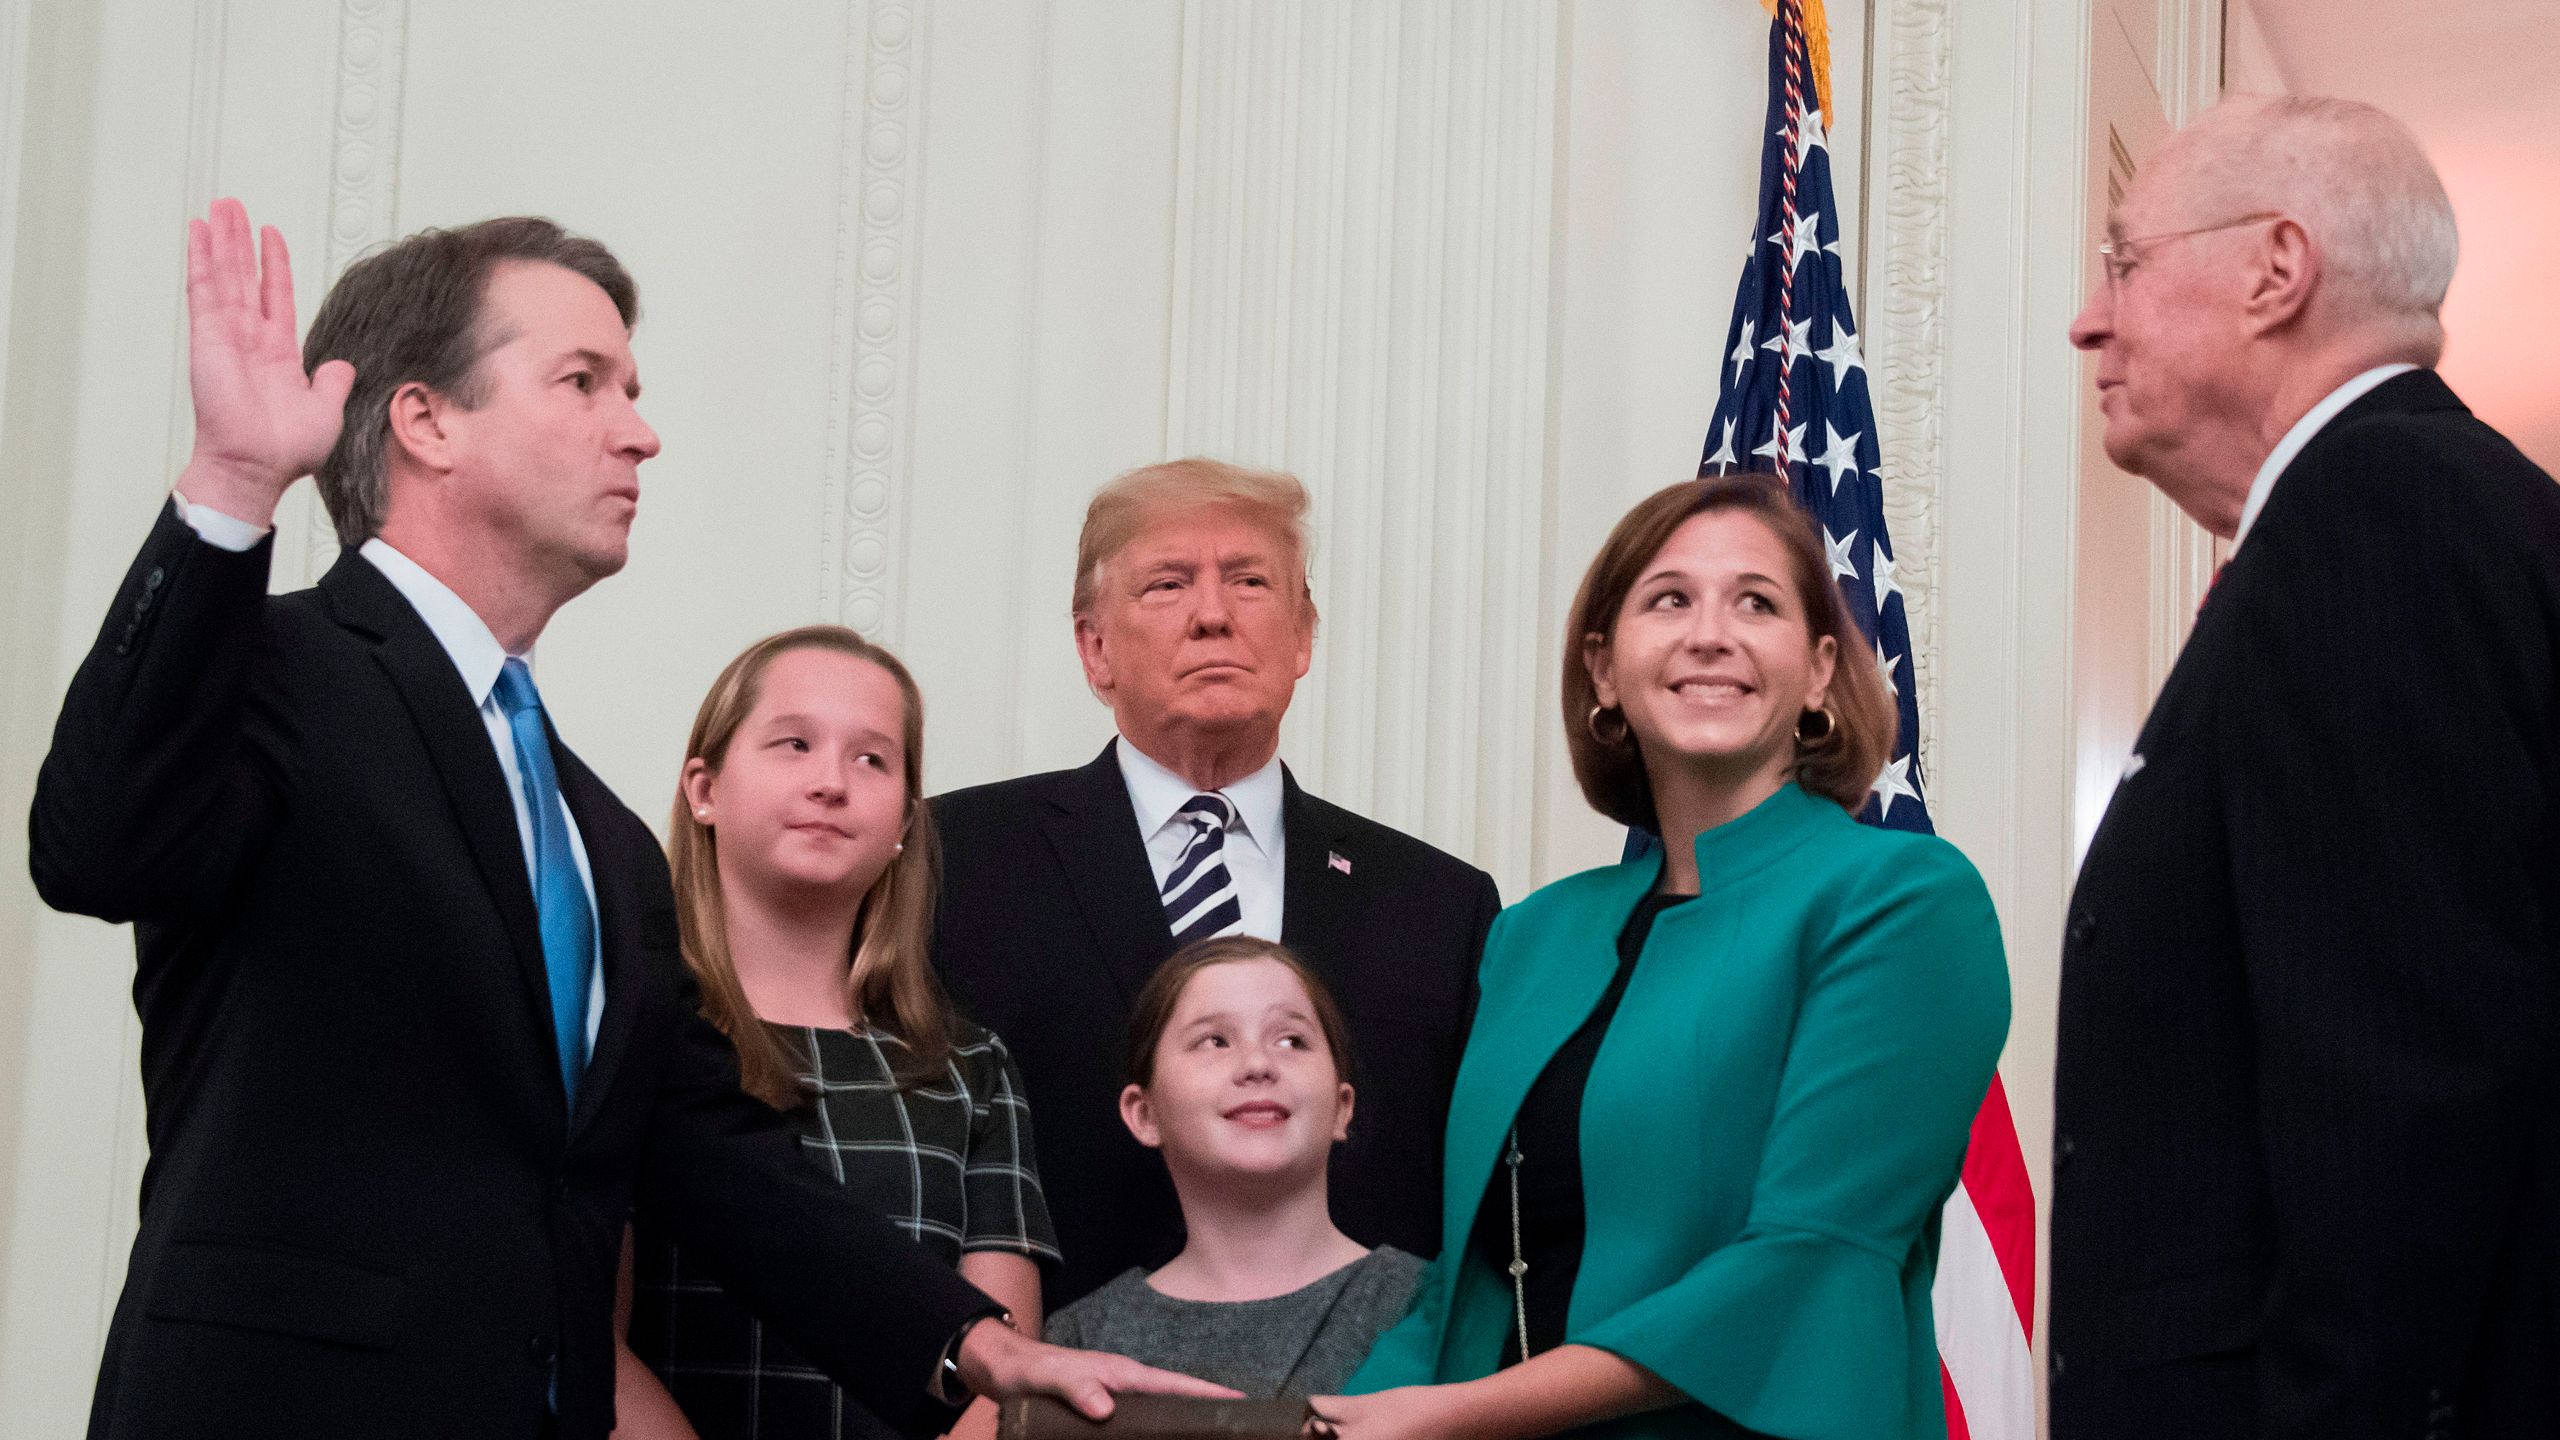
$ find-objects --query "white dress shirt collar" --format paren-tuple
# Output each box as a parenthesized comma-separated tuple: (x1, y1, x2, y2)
(2233, 363, 2418, 550)
(1114, 736, 1285, 859)
(359, 538, 524, 699)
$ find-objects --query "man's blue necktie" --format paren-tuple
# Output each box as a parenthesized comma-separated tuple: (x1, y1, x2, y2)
(493, 658, 595, 1109)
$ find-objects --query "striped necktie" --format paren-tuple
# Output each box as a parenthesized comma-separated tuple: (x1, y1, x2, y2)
(1162, 793, 1245, 945)
(492, 659, 597, 1108)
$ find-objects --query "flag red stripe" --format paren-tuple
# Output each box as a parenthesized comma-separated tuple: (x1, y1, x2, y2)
(1940, 1358, 1974, 1440)
(1959, 1074, 2037, 1340)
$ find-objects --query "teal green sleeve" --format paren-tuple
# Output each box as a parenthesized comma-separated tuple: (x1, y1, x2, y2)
(1573, 840, 2011, 1439)
(1341, 902, 1520, 1396)
(1339, 1250, 1447, 1393)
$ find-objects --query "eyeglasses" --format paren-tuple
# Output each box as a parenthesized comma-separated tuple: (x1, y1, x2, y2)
(2096, 212, 2282, 290)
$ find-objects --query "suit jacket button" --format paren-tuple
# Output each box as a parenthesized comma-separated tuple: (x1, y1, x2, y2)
(145, 566, 165, 590)
(2049, 1350, 2064, 1381)
(528, 1335, 556, 1368)
(2067, 910, 2096, 945)
(2054, 1135, 2075, 1168)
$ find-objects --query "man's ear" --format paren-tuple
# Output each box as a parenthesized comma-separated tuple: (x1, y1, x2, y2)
(384, 380, 455, 475)
(2244, 216, 2319, 336)
(1582, 631, 1619, 710)
(1074, 612, 1115, 699)
(1118, 1083, 1161, 1150)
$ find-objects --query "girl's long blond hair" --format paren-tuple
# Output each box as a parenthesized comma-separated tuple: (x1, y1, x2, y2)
(668, 626, 955, 1108)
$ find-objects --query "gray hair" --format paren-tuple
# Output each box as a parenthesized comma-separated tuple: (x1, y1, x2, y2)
(301, 218, 638, 548)
(2172, 95, 2458, 358)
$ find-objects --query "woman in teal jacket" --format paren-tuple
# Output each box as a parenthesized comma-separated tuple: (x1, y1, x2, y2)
(1320, 477, 2010, 1440)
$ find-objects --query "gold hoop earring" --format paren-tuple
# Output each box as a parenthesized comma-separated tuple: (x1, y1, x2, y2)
(1795, 706, 1836, 744)
(1586, 704, 1630, 746)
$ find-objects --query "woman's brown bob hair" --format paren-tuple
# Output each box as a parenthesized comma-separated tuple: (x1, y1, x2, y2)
(1562, 474, 1896, 829)
(668, 626, 957, 1108)
(1121, 936, 1358, 1093)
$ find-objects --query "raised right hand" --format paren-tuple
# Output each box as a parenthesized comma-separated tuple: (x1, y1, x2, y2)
(178, 198, 356, 527)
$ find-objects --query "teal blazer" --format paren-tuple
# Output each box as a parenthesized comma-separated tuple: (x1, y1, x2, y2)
(1346, 783, 2009, 1439)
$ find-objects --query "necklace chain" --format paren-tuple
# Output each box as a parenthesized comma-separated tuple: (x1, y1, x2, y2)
(1504, 1125, 1530, 1362)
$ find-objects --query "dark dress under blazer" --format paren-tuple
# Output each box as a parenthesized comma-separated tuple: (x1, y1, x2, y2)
(932, 741, 1501, 1305)
(28, 505, 991, 1440)
(2050, 371, 2560, 1439)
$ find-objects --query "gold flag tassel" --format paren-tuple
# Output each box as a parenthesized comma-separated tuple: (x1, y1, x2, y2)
(1758, 0, 1834, 128)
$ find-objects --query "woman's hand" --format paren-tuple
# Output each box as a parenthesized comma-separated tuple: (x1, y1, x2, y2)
(1308, 1386, 1468, 1440)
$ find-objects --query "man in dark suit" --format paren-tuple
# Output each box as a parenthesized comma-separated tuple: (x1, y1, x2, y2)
(934, 459, 1501, 1305)
(2052, 97, 2560, 1438)
(28, 202, 1215, 1440)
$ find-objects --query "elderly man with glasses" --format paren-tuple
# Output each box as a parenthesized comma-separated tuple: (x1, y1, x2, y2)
(2050, 96, 2560, 1439)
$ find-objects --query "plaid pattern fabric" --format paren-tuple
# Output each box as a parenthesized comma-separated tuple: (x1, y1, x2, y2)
(629, 1021, 1059, 1440)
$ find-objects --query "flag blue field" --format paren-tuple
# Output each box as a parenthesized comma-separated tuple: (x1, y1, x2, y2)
(1702, 3, 1927, 832)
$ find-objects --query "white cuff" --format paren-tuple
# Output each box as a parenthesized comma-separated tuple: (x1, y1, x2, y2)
(170, 490, 270, 553)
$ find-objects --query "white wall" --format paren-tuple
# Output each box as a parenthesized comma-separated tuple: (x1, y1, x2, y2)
(0, 0, 2119, 1432)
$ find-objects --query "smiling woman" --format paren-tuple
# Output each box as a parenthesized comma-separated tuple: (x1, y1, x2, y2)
(1323, 475, 2008, 1440)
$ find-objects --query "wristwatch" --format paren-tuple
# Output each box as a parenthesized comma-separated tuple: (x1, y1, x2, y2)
(932, 1308, 1014, 1406)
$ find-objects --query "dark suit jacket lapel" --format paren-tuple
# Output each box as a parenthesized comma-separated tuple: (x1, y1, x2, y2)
(555, 744, 644, 1137)
(1043, 740, 1179, 1004)
(322, 552, 557, 1081)
(1278, 769, 1359, 992)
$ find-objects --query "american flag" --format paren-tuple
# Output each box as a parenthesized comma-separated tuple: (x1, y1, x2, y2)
(1704, 3, 2037, 1435)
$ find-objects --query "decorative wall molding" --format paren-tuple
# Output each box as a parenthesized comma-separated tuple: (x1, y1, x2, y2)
(301, 0, 409, 583)
(821, 0, 928, 641)
(2145, 0, 2224, 685)
(1164, 0, 1562, 892)
(1867, 0, 1953, 795)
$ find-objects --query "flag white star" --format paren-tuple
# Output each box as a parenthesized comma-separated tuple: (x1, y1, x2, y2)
(1754, 417, 1807, 468)
(1785, 210, 1828, 273)
(1703, 418, 1739, 474)
(1765, 210, 1829, 275)
(1817, 323, 1866, 389)
(1870, 540, 1902, 611)
(1823, 524, 1858, 583)
(1791, 104, 1829, 171)
(1875, 639, 1901, 698)
(1871, 753, 1920, 820)
(1760, 315, 1812, 369)
(1812, 422, 1862, 494)
(1728, 319, 1757, 386)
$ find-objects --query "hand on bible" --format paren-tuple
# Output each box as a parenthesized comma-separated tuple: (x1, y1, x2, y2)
(179, 198, 355, 528)
(956, 1316, 1241, 1421)
(1308, 1387, 1465, 1440)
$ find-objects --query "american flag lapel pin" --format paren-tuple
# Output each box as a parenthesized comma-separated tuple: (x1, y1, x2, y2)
(1327, 850, 1352, 875)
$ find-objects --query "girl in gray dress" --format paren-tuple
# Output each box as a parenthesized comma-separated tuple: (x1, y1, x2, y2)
(1044, 937, 1421, 1400)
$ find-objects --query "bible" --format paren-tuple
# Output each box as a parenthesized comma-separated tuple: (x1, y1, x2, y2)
(995, 1395, 1333, 1439)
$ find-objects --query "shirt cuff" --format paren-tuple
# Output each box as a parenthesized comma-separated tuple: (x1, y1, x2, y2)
(930, 1308, 1013, 1406)
(170, 490, 271, 552)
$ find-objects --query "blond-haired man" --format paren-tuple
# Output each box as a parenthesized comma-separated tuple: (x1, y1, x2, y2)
(934, 459, 1501, 1305)
(2053, 97, 2560, 1437)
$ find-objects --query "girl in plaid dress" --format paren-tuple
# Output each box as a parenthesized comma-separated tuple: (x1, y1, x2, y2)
(617, 627, 1060, 1440)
